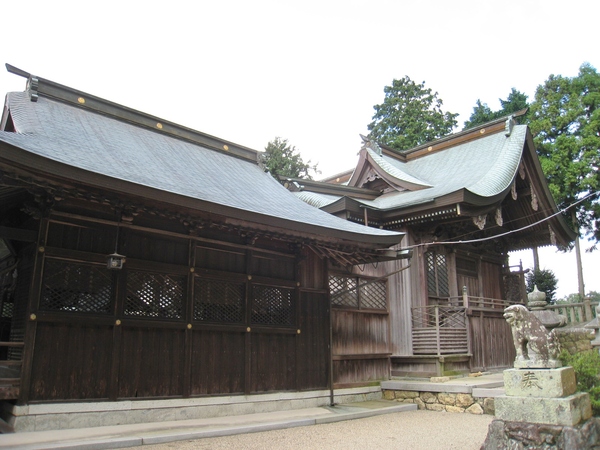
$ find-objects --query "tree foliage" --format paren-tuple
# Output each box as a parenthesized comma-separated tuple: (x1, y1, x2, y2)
(526, 268, 558, 304)
(463, 88, 529, 130)
(559, 350, 600, 416)
(529, 63, 600, 247)
(367, 76, 458, 151)
(558, 290, 600, 303)
(262, 137, 318, 181)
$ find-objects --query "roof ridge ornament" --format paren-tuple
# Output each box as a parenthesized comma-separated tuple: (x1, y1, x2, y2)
(505, 116, 515, 136)
(360, 134, 382, 156)
(27, 76, 39, 102)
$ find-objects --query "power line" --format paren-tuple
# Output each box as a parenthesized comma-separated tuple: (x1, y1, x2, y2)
(403, 191, 597, 250)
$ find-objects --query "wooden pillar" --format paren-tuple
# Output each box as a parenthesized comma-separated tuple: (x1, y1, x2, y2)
(435, 306, 441, 356)
(532, 246, 540, 271)
(572, 211, 586, 299)
(17, 217, 48, 405)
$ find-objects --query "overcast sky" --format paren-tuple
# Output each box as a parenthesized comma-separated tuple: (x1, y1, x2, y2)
(1, 0, 598, 298)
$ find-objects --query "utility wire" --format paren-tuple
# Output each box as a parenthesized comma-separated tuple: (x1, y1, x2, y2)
(402, 191, 597, 250)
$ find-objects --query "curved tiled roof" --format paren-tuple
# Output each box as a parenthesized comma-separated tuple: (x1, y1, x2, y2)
(0, 91, 402, 246)
(365, 148, 432, 189)
(352, 126, 528, 210)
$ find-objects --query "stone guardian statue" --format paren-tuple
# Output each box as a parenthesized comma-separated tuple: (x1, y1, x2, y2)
(503, 304, 561, 368)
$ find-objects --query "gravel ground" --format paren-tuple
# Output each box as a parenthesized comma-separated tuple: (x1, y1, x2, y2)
(139, 410, 493, 450)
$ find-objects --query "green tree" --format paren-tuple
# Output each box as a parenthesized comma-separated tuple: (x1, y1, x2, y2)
(262, 137, 318, 180)
(463, 88, 529, 130)
(463, 99, 495, 130)
(526, 268, 558, 304)
(529, 63, 600, 247)
(367, 76, 458, 151)
(586, 290, 600, 302)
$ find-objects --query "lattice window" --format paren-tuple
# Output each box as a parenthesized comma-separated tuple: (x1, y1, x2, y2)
(251, 285, 294, 326)
(329, 274, 387, 310)
(125, 271, 184, 319)
(329, 275, 358, 307)
(1, 302, 13, 318)
(360, 280, 387, 309)
(40, 259, 113, 314)
(194, 278, 244, 323)
(426, 252, 449, 298)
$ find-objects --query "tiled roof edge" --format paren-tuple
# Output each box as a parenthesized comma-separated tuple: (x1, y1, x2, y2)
(378, 108, 529, 161)
(5, 64, 259, 163)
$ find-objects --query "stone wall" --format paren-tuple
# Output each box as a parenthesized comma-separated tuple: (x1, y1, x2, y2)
(382, 389, 494, 415)
(555, 327, 594, 355)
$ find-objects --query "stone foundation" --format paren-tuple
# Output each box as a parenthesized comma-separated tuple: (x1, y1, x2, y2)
(482, 417, 600, 450)
(555, 327, 594, 355)
(382, 389, 494, 415)
(2, 386, 383, 432)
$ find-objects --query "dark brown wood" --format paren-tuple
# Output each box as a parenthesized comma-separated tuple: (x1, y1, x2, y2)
(0, 342, 24, 347)
(190, 330, 245, 395)
(296, 291, 329, 390)
(3, 204, 335, 404)
(250, 332, 296, 392)
(29, 323, 113, 401)
(118, 327, 184, 399)
(0, 386, 20, 401)
(0, 226, 37, 242)
(18, 218, 48, 405)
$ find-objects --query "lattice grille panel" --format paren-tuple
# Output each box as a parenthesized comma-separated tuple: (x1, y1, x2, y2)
(329, 275, 358, 307)
(411, 306, 466, 329)
(40, 259, 113, 313)
(194, 278, 244, 323)
(251, 285, 293, 326)
(426, 252, 449, 297)
(125, 271, 184, 319)
(426, 253, 436, 295)
(360, 280, 387, 309)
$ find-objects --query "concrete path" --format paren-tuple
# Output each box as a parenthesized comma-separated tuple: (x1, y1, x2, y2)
(0, 373, 503, 449)
(0, 401, 418, 449)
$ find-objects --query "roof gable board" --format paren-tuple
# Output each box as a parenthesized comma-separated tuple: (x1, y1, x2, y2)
(348, 146, 432, 192)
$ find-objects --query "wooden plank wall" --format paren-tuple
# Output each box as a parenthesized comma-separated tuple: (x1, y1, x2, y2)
(330, 249, 399, 385)
(468, 310, 515, 371)
(481, 261, 503, 300)
(18, 217, 330, 403)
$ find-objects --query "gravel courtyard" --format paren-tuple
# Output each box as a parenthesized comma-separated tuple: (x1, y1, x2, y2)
(139, 410, 493, 450)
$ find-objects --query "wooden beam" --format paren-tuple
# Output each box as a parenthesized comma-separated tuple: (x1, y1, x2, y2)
(0, 226, 37, 242)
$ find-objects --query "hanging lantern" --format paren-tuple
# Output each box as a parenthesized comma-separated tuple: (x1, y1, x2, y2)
(107, 252, 126, 270)
(107, 212, 126, 270)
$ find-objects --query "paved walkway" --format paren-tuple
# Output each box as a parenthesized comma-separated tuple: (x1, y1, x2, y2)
(0, 373, 503, 449)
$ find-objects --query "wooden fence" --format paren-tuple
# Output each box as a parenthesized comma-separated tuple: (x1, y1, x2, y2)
(411, 305, 468, 355)
(546, 300, 598, 326)
(411, 291, 598, 372)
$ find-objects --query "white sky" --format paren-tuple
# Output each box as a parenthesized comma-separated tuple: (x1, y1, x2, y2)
(0, 0, 598, 298)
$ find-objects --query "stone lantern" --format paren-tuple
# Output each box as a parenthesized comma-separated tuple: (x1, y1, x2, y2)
(527, 285, 566, 330)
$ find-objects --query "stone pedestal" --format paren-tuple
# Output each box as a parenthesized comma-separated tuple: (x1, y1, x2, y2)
(483, 303, 598, 448)
(495, 368, 591, 427)
(496, 392, 591, 427)
(482, 417, 600, 449)
(483, 367, 596, 448)
(503, 367, 576, 398)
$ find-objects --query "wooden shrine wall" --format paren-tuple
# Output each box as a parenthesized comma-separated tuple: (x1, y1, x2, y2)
(19, 215, 330, 403)
(329, 265, 391, 386)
